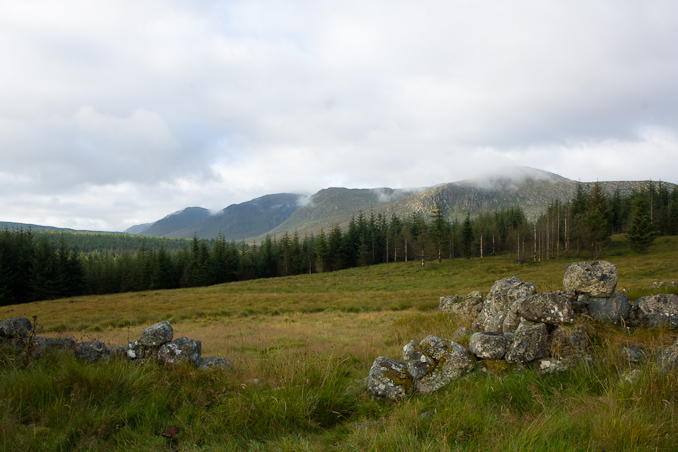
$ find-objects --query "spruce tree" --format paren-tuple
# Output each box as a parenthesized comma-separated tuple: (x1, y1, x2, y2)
(626, 197, 658, 253)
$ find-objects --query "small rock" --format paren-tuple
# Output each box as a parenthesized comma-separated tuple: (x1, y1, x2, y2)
(469, 332, 509, 360)
(619, 369, 642, 384)
(140, 321, 174, 347)
(367, 356, 413, 402)
(198, 356, 234, 372)
(402, 340, 435, 379)
(76, 340, 110, 363)
(505, 319, 549, 364)
(157, 337, 202, 366)
(621, 346, 647, 364)
(563, 261, 617, 298)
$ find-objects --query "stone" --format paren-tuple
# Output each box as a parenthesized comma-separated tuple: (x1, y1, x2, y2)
(140, 321, 173, 347)
(630, 294, 678, 329)
(659, 340, 678, 371)
(109, 345, 127, 359)
(33, 337, 75, 358)
(419, 335, 451, 361)
(515, 291, 575, 325)
(439, 294, 462, 313)
(0, 317, 32, 339)
(402, 340, 435, 379)
(550, 325, 590, 358)
(587, 294, 631, 325)
(198, 356, 234, 372)
(619, 369, 642, 384)
(563, 261, 617, 298)
(440, 295, 483, 318)
(157, 337, 202, 366)
(502, 310, 521, 333)
(367, 357, 414, 402)
(126, 339, 152, 360)
(621, 346, 647, 364)
(505, 319, 549, 364)
(469, 332, 509, 360)
(452, 327, 473, 340)
(473, 277, 536, 333)
(539, 357, 574, 374)
(415, 341, 474, 395)
(76, 340, 110, 363)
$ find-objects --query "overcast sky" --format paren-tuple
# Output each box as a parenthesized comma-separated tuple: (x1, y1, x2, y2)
(1, 1, 677, 231)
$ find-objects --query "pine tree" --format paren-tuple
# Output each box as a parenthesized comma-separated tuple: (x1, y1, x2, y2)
(626, 197, 658, 253)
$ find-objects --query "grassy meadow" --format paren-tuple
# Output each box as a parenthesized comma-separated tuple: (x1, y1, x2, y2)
(2, 235, 678, 451)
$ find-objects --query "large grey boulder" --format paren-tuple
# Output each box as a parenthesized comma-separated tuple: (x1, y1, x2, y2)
(402, 340, 435, 379)
(514, 291, 575, 325)
(587, 294, 631, 325)
(76, 340, 110, 363)
(469, 332, 509, 360)
(505, 320, 549, 364)
(0, 317, 32, 339)
(157, 337, 202, 366)
(473, 277, 536, 333)
(140, 321, 173, 347)
(415, 341, 474, 395)
(198, 356, 234, 372)
(367, 357, 414, 401)
(630, 294, 678, 329)
(563, 261, 617, 298)
(33, 337, 76, 358)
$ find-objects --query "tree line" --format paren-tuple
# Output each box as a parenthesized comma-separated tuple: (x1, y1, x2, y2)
(1, 181, 676, 306)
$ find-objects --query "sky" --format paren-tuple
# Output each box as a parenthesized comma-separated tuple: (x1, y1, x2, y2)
(1, 1, 677, 232)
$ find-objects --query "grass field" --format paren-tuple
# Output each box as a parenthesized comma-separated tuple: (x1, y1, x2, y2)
(2, 235, 678, 451)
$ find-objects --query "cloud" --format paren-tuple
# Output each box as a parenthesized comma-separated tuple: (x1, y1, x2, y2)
(0, 1, 677, 231)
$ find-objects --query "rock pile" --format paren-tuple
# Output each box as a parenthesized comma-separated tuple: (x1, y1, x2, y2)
(367, 260, 678, 401)
(0, 319, 233, 372)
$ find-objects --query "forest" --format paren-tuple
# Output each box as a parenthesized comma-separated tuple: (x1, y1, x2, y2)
(1, 182, 676, 306)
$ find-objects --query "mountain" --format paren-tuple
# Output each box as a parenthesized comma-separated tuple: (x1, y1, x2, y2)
(123, 223, 153, 235)
(121, 167, 677, 241)
(0, 221, 75, 233)
(138, 207, 211, 237)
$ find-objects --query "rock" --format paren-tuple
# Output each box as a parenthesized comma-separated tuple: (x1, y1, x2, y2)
(550, 325, 590, 358)
(469, 332, 509, 360)
(402, 340, 435, 379)
(621, 346, 647, 363)
(439, 294, 462, 313)
(619, 369, 642, 384)
(630, 294, 678, 329)
(126, 339, 152, 360)
(539, 357, 574, 374)
(563, 261, 617, 298)
(419, 335, 452, 361)
(452, 327, 473, 340)
(76, 340, 110, 363)
(658, 340, 678, 371)
(571, 295, 590, 316)
(33, 337, 76, 358)
(367, 357, 414, 402)
(467, 290, 483, 301)
(473, 277, 536, 333)
(415, 341, 474, 395)
(505, 319, 549, 364)
(0, 317, 33, 339)
(198, 356, 234, 372)
(440, 295, 483, 318)
(587, 294, 631, 325)
(514, 291, 575, 325)
(502, 310, 521, 333)
(157, 337, 202, 366)
(140, 321, 173, 347)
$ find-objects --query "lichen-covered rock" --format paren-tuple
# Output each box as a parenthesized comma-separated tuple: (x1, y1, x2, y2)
(621, 346, 647, 363)
(419, 335, 452, 361)
(402, 340, 435, 379)
(515, 291, 575, 325)
(0, 317, 32, 339)
(157, 337, 202, 366)
(550, 325, 590, 358)
(563, 261, 617, 298)
(469, 332, 509, 360)
(502, 310, 521, 333)
(587, 294, 631, 325)
(439, 295, 483, 318)
(415, 342, 474, 395)
(140, 321, 173, 347)
(505, 320, 549, 364)
(76, 340, 110, 363)
(473, 277, 536, 332)
(198, 356, 234, 372)
(109, 345, 127, 359)
(33, 337, 75, 358)
(539, 357, 574, 374)
(619, 369, 642, 384)
(452, 327, 473, 340)
(630, 294, 678, 329)
(367, 357, 413, 401)
(658, 340, 678, 371)
(126, 339, 153, 360)
(439, 294, 462, 313)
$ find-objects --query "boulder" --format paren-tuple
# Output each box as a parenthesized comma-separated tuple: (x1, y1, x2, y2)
(76, 340, 110, 363)
(621, 346, 647, 364)
(469, 332, 509, 360)
(630, 294, 678, 329)
(415, 341, 474, 395)
(0, 317, 32, 339)
(658, 339, 678, 371)
(33, 337, 76, 358)
(109, 345, 127, 359)
(505, 319, 549, 364)
(550, 325, 590, 358)
(157, 337, 202, 366)
(514, 291, 575, 325)
(502, 310, 521, 333)
(367, 357, 413, 401)
(140, 321, 173, 347)
(539, 357, 574, 374)
(563, 261, 617, 298)
(402, 340, 435, 379)
(198, 356, 234, 372)
(473, 277, 536, 333)
(587, 294, 631, 325)
(126, 339, 153, 360)
(440, 295, 483, 318)
(419, 335, 452, 361)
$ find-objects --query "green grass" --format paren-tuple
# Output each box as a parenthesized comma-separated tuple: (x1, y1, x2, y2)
(2, 235, 678, 450)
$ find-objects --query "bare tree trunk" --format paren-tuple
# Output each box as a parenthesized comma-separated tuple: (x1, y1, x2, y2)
(533, 223, 537, 262)
(480, 233, 483, 259)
